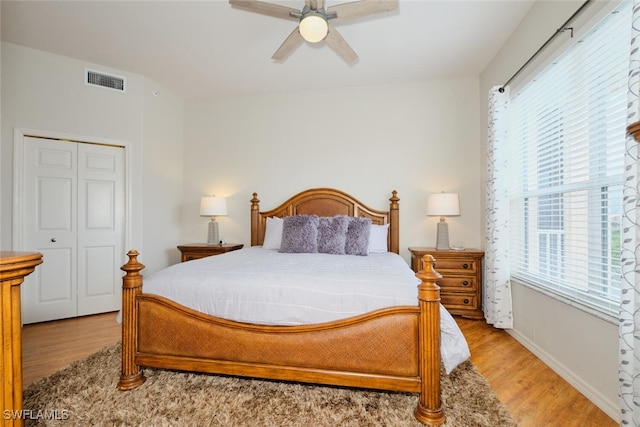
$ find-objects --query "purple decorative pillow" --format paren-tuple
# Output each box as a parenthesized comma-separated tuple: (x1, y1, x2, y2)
(345, 217, 372, 256)
(317, 216, 349, 255)
(279, 215, 320, 253)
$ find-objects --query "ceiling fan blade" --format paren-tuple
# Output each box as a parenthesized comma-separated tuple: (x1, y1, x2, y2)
(324, 25, 358, 63)
(229, 0, 299, 21)
(272, 27, 304, 61)
(328, 0, 398, 23)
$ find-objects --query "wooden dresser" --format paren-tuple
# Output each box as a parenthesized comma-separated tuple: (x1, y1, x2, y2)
(409, 248, 484, 320)
(1, 251, 43, 427)
(177, 243, 244, 262)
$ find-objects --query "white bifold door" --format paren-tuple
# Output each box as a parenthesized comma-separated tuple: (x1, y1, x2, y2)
(21, 136, 125, 324)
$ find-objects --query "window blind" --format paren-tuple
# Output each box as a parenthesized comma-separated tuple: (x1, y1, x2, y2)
(507, 1, 630, 317)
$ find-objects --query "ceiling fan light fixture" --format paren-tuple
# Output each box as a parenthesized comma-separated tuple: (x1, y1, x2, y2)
(230, 0, 399, 62)
(299, 13, 328, 43)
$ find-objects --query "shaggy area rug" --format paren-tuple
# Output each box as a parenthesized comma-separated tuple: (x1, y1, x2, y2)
(23, 343, 515, 426)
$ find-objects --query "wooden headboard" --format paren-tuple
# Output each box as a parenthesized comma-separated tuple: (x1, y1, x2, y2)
(250, 188, 400, 254)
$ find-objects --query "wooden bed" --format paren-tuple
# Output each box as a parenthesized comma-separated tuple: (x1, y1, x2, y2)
(118, 188, 445, 426)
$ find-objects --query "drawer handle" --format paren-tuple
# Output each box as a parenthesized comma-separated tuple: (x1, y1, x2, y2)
(462, 263, 469, 269)
(463, 298, 470, 304)
(462, 280, 469, 286)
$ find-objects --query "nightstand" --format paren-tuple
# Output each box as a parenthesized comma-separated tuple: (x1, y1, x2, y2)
(409, 247, 484, 320)
(177, 243, 244, 262)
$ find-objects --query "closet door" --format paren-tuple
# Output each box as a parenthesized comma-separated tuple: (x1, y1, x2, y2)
(77, 143, 124, 315)
(21, 136, 125, 323)
(22, 137, 78, 323)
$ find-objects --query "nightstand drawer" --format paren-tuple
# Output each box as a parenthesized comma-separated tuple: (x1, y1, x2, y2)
(440, 293, 479, 311)
(183, 253, 209, 261)
(433, 258, 478, 274)
(177, 243, 244, 262)
(438, 276, 478, 291)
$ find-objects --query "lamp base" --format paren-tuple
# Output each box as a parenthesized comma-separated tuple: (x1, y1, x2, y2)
(435, 219, 450, 250)
(207, 219, 220, 245)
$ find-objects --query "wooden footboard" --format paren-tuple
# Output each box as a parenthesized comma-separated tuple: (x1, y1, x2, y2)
(117, 251, 444, 426)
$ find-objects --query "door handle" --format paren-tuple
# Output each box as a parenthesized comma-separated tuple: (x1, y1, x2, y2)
(51, 238, 57, 243)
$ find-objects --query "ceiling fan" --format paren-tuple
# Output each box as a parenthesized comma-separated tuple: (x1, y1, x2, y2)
(229, 0, 399, 63)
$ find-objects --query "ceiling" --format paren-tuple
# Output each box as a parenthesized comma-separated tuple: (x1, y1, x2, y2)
(1, 0, 534, 101)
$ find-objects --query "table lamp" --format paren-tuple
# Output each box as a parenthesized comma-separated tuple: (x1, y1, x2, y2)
(427, 192, 460, 250)
(200, 196, 228, 244)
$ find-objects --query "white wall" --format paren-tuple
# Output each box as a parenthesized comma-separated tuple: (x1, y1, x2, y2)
(182, 78, 484, 262)
(479, 1, 620, 420)
(1, 40, 484, 269)
(0, 42, 184, 275)
(141, 80, 184, 273)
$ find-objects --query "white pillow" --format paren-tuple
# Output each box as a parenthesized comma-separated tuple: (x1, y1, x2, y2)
(262, 216, 284, 250)
(368, 224, 389, 253)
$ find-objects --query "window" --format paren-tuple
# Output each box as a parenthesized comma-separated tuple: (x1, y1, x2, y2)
(507, 1, 630, 317)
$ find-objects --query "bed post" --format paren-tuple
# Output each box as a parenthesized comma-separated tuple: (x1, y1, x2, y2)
(414, 254, 445, 426)
(251, 192, 260, 247)
(117, 250, 146, 390)
(389, 190, 400, 254)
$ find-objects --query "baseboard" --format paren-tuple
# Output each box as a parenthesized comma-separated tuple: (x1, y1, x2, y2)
(506, 329, 619, 423)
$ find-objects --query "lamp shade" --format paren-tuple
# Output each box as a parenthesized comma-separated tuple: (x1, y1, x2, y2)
(299, 13, 328, 43)
(427, 193, 460, 217)
(200, 196, 227, 217)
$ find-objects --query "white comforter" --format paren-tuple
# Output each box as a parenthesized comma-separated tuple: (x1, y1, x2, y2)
(141, 247, 470, 373)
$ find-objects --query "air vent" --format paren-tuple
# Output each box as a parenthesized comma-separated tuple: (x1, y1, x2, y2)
(85, 69, 126, 93)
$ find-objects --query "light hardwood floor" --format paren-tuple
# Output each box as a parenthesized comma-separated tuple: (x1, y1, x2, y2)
(21, 312, 121, 387)
(21, 312, 617, 426)
(456, 317, 617, 427)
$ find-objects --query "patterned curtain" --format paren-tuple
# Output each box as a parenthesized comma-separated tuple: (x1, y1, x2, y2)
(483, 86, 513, 329)
(620, 1, 640, 424)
